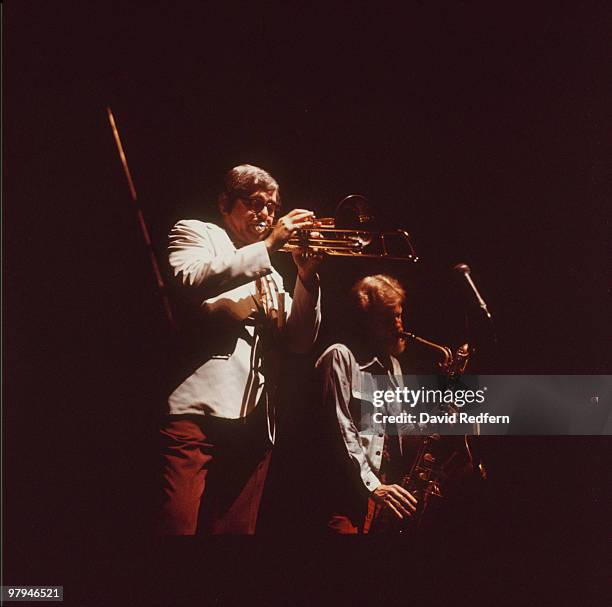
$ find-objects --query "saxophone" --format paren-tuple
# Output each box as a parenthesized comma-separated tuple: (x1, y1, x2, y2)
(370, 335, 484, 533)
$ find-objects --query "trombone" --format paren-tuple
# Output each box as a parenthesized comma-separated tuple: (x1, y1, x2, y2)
(277, 195, 419, 262)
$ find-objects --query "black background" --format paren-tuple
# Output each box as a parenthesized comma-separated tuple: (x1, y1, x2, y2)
(4, 2, 610, 605)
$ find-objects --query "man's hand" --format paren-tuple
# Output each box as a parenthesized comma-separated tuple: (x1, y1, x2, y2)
(371, 484, 418, 520)
(292, 249, 324, 290)
(264, 209, 315, 253)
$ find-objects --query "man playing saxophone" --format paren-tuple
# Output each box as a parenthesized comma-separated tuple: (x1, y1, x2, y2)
(315, 274, 418, 533)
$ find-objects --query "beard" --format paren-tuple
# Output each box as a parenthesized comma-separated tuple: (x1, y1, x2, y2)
(388, 334, 406, 357)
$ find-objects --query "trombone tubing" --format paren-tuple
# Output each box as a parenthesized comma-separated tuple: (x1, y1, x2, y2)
(279, 228, 419, 261)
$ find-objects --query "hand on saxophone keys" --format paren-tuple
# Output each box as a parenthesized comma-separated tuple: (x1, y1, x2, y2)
(372, 483, 418, 519)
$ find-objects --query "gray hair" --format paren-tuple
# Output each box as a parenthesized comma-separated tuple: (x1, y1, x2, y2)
(217, 164, 280, 212)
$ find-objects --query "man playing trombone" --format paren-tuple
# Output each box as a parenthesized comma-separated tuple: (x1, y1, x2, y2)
(159, 164, 322, 534)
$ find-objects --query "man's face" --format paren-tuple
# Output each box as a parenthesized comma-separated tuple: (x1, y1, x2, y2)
(368, 303, 406, 357)
(222, 188, 279, 246)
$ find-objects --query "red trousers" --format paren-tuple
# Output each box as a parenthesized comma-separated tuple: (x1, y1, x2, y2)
(159, 405, 271, 535)
(327, 499, 377, 534)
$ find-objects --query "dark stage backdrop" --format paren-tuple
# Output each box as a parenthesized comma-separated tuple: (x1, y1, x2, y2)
(4, 2, 610, 604)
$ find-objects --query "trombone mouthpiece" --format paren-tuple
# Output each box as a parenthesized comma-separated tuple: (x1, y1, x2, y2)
(254, 221, 268, 234)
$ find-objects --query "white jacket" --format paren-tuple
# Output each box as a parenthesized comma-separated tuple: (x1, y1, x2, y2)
(167, 219, 321, 419)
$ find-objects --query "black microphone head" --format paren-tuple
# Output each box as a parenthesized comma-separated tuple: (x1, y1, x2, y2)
(453, 263, 471, 274)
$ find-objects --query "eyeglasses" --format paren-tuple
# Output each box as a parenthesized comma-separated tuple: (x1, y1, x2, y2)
(238, 195, 280, 214)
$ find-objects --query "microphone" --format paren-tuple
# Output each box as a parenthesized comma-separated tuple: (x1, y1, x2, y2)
(453, 263, 492, 319)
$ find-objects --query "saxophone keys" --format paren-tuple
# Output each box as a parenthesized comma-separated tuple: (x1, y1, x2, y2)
(428, 482, 443, 497)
